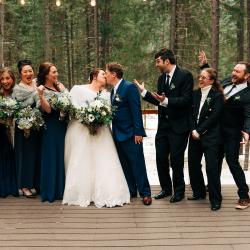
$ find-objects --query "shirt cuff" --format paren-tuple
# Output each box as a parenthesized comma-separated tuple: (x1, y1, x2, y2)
(192, 130, 200, 138)
(141, 89, 147, 97)
(160, 97, 168, 107)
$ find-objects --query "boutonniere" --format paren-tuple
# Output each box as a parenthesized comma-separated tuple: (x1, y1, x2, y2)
(234, 96, 240, 101)
(114, 93, 122, 103)
(205, 97, 211, 105)
(170, 83, 176, 90)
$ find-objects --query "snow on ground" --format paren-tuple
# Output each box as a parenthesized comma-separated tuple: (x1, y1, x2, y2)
(143, 114, 250, 185)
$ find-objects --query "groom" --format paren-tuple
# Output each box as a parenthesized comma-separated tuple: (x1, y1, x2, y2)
(105, 62, 152, 206)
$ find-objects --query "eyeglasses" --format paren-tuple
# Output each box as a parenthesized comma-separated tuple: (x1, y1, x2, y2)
(198, 75, 210, 80)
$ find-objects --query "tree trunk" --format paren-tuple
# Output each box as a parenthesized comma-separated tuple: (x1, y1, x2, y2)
(85, 2, 91, 78)
(211, 0, 220, 71)
(236, 0, 244, 61)
(170, 0, 177, 52)
(100, 0, 110, 68)
(94, 0, 99, 67)
(0, 1, 4, 67)
(247, 0, 250, 61)
(65, 11, 72, 88)
(44, 0, 51, 60)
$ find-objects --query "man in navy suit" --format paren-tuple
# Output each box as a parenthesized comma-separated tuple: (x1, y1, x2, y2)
(105, 62, 152, 205)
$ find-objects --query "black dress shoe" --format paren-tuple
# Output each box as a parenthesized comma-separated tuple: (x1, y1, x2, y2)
(170, 194, 184, 203)
(154, 190, 172, 200)
(187, 195, 206, 200)
(211, 203, 221, 211)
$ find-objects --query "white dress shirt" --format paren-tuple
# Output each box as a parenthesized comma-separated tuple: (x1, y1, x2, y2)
(141, 65, 177, 108)
(113, 79, 123, 97)
(224, 81, 248, 98)
(193, 85, 212, 138)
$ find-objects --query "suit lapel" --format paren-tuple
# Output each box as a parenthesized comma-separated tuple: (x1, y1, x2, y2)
(112, 79, 125, 105)
(169, 66, 179, 89)
(227, 85, 249, 100)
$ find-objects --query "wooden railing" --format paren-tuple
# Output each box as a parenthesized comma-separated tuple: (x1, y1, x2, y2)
(142, 109, 249, 171)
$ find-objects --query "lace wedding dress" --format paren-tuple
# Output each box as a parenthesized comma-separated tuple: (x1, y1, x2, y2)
(63, 85, 130, 208)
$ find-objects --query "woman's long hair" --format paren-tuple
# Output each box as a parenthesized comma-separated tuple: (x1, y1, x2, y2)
(37, 62, 60, 92)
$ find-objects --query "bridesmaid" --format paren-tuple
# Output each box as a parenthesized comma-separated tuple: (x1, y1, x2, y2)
(0, 68, 18, 197)
(12, 60, 41, 198)
(37, 62, 67, 202)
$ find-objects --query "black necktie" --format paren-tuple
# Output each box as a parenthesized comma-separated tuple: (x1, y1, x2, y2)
(224, 84, 236, 97)
(164, 75, 170, 95)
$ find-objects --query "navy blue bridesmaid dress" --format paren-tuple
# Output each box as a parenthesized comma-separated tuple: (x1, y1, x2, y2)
(0, 124, 18, 197)
(40, 108, 67, 202)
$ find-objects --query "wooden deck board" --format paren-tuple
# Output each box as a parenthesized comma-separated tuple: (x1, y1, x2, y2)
(0, 185, 250, 249)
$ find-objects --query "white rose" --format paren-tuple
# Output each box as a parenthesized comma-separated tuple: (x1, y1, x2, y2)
(101, 111, 106, 116)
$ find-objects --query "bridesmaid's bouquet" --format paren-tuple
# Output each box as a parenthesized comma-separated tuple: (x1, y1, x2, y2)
(75, 93, 116, 135)
(0, 96, 20, 126)
(14, 106, 45, 138)
(49, 91, 73, 120)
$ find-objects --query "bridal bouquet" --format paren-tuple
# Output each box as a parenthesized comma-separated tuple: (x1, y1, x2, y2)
(14, 106, 45, 138)
(0, 96, 20, 126)
(49, 91, 73, 120)
(75, 93, 116, 135)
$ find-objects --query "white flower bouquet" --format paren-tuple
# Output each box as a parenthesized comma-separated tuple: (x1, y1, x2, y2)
(49, 91, 73, 120)
(0, 96, 20, 126)
(15, 106, 45, 138)
(75, 93, 116, 135)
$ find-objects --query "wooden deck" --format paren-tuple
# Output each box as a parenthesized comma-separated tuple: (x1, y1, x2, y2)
(0, 185, 250, 250)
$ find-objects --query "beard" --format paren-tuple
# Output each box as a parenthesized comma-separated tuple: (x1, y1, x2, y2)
(231, 75, 246, 84)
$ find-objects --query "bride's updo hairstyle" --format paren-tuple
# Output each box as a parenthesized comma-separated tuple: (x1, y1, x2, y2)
(89, 68, 102, 83)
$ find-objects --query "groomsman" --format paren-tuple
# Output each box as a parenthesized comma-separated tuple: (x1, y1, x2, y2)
(135, 48, 194, 203)
(199, 51, 250, 210)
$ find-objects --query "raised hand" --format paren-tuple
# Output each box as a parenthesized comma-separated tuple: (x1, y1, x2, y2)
(37, 85, 45, 96)
(198, 50, 208, 67)
(133, 79, 145, 93)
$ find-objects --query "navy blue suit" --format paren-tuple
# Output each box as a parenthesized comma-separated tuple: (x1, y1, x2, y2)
(111, 80, 151, 197)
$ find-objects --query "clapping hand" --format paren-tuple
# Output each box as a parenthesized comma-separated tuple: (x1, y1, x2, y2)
(151, 92, 166, 103)
(133, 79, 145, 93)
(37, 85, 45, 97)
(198, 50, 208, 67)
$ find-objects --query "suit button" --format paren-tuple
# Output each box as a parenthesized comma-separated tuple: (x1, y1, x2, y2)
(165, 115, 168, 119)
(205, 116, 208, 119)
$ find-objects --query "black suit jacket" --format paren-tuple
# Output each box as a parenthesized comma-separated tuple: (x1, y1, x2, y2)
(143, 66, 194, 134)
(221, 82, 250, 136)
(191, 88, 224, 146)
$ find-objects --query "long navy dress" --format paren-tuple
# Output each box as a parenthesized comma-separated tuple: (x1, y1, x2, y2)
(40, 88, 67, 202)
(12, 82, 41, 191)
(0, 124, 18, 197)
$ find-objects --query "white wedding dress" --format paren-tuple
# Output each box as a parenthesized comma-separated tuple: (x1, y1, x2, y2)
(63, 85, 130, 208)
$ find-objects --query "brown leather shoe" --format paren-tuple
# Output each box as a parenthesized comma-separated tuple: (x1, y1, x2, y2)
(143, 196, 152, 206)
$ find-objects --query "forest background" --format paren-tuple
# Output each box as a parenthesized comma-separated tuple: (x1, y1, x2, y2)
(0, 0, 249, 109)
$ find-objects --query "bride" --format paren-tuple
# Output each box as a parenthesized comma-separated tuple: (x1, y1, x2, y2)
(63, 68, 130, 208)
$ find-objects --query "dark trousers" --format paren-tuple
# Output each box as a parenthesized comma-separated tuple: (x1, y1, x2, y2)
(218, 133, 249, 199)
(114, 137, 151, 197)
(155, 119, 189, 196)
(188, 137, 222, 203)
